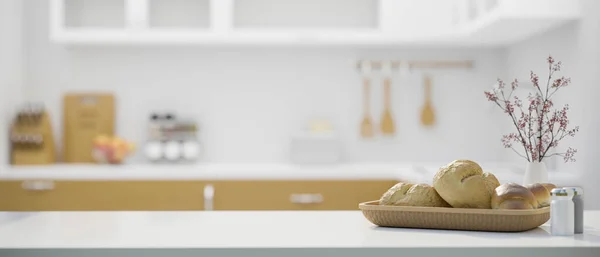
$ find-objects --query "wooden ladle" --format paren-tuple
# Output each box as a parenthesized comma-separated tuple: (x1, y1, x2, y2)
(380, 76, 395, 135)
(360, 77, 375, 138)
(420, 74, 435, 127)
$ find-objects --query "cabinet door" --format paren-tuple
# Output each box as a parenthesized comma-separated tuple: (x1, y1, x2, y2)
(209, 180, 397, 210)
(0, 180, 205, 211)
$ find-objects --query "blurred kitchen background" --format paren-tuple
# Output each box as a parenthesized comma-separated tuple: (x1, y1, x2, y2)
(0, 0, 598, 210)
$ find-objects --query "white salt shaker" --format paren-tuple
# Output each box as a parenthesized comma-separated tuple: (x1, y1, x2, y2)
(550, 188, 575, 236)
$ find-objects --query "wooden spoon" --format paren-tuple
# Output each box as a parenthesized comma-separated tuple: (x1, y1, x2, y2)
(420, 74, 435, 127)
(360, 77, 375, 138)
(380, 77, 395, 135)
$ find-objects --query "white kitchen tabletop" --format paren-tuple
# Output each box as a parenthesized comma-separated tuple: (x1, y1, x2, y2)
(0, 210, 598, 257)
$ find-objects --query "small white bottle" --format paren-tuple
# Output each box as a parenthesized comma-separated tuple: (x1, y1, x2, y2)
(163, 141, 182, 161)
(551, 188, 575, 236)
(182, 141, 200, 160)
(144, 141, 163, 161)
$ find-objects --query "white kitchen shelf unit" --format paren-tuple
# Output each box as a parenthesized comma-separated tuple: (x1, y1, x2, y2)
(49, 0, 580, 46)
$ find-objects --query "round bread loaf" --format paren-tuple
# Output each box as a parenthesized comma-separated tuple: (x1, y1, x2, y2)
(379, 182, 450, 207)
(525, 183, 551, 208)
(432, 160, 500, 209)
(491, 183, 538, 209)
(541, 183, 557, 192)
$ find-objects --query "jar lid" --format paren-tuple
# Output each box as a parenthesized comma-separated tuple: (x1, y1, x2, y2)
(550, 188, 573, 197)
(563, 186, 584, 196)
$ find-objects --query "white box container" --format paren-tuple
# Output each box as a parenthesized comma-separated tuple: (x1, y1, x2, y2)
(290, 132, 342, 164)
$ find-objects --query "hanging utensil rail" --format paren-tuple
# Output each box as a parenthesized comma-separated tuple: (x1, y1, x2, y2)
(355, 60, 474, 71)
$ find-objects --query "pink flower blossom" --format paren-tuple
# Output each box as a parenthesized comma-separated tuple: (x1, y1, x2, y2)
(530, 71, 540, 90)
(497, 79, 505, 89)
(552, 76, 571, 88)
(528, 94, 542, 112)
(567, 126, 579, 137)
(504, 100, 514, 114)
(517, 112, 528, 130)
(542, 100, 553, 113)
(501, 133, 520, 148)
(514, 96, 522, 108)
(552, 61, 562, 72)
(564, 148, 577, 162)
(484, 91, 498, 101)
(531, 149, 538, 162)
(511, 79, 519, 90)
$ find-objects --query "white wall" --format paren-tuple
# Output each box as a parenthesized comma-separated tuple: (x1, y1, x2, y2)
(506, 0, 600, 208)
(0, 0, 24, 166)
(22, 0, 513, 164)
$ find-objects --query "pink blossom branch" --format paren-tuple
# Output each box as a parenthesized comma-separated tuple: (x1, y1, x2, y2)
(527, 105, 534, 152)
(545, 148, 577, 162)
(499, 89, 531, 162)
(540, 127, 555, 162)
(545, 57, 554, 99)
(547, 77, 570, 99)
(510, 146, 530, 161)
(486, 92, 531, 161)
(534, 94, 544, 161)
(485, 56, 578, 163)
(538, 109, 556, 161)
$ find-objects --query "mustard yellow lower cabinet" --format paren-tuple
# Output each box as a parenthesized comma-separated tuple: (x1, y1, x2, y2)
(207, 180, 398, 210)
(0, 180, 205, 211)
(0, 179, 397, 211)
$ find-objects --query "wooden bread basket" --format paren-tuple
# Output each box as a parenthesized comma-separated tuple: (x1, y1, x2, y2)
(359, 200, 550, 232)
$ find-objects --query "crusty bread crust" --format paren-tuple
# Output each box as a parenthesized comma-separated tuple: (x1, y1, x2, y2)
(525, 183, 551, 208)
(433, 160, 500, 209)
(492, 183, 537, 210)
(380, 182, 450, 207)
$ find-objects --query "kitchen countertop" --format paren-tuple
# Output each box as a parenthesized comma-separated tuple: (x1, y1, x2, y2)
(0, 163, 580, 186)
(0, 211, 598, 257)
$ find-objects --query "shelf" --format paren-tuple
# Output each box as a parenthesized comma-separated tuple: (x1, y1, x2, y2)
(49, 0, 580, 47)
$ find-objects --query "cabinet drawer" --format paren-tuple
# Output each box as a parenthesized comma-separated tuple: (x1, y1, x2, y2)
(0, 181, 205, 211)
(209, 180, 397, 210)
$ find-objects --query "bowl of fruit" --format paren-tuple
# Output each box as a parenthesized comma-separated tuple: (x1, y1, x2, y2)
(92, 135, 135, 164)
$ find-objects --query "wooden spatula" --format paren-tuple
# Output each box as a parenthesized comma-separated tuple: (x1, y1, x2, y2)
(360, 77, 375, 138)
(380, 77, 395, 135)
(420, 74, 436, 127)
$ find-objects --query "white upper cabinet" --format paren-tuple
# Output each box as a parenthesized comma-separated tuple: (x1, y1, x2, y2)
(49, 0, 580, 46)
(454, 0, 581, 45)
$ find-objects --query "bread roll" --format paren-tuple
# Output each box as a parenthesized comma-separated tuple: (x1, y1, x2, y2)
(525, 183, 551, 208)
(379, 182, 451, 207)
(432, 160, 500, 209)
(491, 183, 537, 210)
(541, 183, 557, 192)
